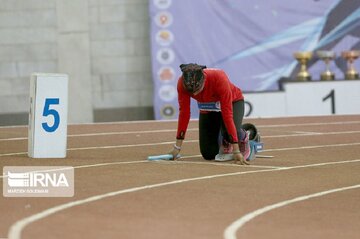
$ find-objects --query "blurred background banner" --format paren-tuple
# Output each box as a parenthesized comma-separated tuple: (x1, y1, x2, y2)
(149, 0, 360, 120)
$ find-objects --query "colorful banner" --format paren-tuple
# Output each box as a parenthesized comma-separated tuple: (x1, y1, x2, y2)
(149, 0, 360, 120)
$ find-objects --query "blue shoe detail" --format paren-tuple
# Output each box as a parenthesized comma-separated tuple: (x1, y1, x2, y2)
(247, 141, 264, 161)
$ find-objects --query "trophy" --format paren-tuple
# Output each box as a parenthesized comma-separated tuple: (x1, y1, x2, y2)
(317, 51, 336, 81)
(341, 50, 360, 80)
(294, 51, 312, 81)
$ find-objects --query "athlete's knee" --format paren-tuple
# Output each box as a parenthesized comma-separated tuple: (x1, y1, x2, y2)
(201, 150, 217, 160)
(202, 154, 215, 160)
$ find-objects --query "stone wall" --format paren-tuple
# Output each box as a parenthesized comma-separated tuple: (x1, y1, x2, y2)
(0, 0, 153, 125)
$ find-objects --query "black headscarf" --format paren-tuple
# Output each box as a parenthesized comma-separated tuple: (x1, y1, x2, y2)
(180, 63, 207, 94)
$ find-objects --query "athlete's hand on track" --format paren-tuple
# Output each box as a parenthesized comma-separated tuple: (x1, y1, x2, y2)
(169, 148, 180, 160)
(233, 152, 249, 165)
(169, 140, 183, 160)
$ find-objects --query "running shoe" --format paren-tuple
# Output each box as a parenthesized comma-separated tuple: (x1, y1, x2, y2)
(240, 131, 255, 161)
(215, 140, 233, 161)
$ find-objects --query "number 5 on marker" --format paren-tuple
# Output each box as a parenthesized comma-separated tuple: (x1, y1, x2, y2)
(28, 73, 68, 158)
(42, 98, 60, 132)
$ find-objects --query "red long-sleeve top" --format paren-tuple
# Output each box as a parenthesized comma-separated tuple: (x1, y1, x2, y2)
(176, 68, 244, 143)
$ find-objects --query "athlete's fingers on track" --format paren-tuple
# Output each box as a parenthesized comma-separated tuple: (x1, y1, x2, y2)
(233, 157, 249, 165)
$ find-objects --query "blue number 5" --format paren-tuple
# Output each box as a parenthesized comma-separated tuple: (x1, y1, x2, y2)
(42, 98, 60, 132)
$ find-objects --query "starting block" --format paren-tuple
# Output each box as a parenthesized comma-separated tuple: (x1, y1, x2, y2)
(247, 140, 264, 161)
(28, 73, 68, 158)
(249, 141, 275, 158)
(250, 140, 264, 154)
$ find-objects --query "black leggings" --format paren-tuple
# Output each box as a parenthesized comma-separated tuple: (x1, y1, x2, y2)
(198, 100, 245, 160)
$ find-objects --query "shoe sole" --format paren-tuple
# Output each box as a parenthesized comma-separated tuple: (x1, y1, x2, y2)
(215, 153, 234, 162)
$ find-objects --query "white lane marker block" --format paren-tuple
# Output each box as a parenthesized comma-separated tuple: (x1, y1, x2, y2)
(28, 73, 68, 158)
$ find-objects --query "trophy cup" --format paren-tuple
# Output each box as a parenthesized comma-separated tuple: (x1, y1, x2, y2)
(294, 51, 312, 81)
(317, 51, 336, 81)
(341, 50, 360, 80)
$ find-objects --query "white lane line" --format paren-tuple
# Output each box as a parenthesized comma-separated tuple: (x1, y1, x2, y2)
(2, 140, 360, 158)
(1, 120, 360, 141)
(263, 142, 360, 152)
(224, 184, 360, 239)
(0, 128, 199, 141)
(0, 157, 282, 180)
(278, 159, 360, 169)
(68, 118, 178, 126)
(287, 131, 321, 134)
(0, 161, 149, 179)
(7, 159, 360, 239)
(261, 130, 360, 138)
(1, 119, 359, 130)
(3, 119, 176, 129)
(67, 140, 198, 151)
(0, 140, 197, 157)
(153, 157, 284, 169)
(0, 138, 26, 141)
(0, 118, 360, 129)
(40, 141, 360, 153)
(2, 129, 360, 142)
(0, 119, 178, 129)
(258, 120, 360, 128)
(0, 125, 27, 129)
(0, 152, 26, 157)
